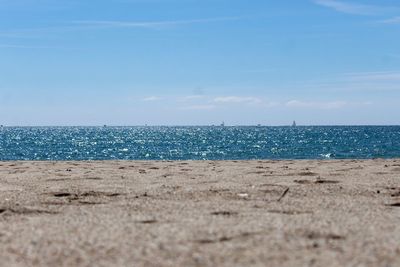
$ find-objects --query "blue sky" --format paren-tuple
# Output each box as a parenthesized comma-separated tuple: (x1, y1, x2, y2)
(1, 0, 400, 126)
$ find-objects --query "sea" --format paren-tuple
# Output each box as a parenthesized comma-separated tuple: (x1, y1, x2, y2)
(0, 126, 399, 161)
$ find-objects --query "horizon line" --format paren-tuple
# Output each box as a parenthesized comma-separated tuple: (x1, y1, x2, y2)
(1, 124, 400, 127)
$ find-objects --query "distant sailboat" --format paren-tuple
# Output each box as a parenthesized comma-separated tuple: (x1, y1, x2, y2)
(220, 121, 225, 127)
(292, 120, 297, 127)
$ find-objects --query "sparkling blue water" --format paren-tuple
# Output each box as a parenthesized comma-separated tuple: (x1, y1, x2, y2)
(0, 126, 400, 160)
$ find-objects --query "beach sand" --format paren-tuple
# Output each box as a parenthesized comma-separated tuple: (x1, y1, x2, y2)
(1, 159, 400, 266)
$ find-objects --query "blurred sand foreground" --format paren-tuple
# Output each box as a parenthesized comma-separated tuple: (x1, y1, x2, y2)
(1, 160, 400, 267)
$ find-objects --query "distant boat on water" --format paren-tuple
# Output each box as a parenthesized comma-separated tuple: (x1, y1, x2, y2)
(292, 121, 297, 127)
(220, 121, 225, 127)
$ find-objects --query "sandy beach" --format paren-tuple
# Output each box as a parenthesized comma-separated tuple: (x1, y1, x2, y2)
(1, 159, 400, 266)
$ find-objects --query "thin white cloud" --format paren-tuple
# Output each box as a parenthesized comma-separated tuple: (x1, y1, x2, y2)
(0, 17, 241, 39)
(345, 71, 400, 82)
(179, 95, 205, 102)
(263, 101, 281, 108)
(0, 44, 70, 49)
(242, 68, 276, 73)
(179, 105, 216, 110)
(142, 96, 161, 102)
(213, 96, 262, 104)
(286, 100, 348, 109)
(287, 70, 400, 92)
(0, 44, 40, 48)
(313, 0, 386, 15)
(72, 17, 241, 29)
(286, 100, 372, 109)
(380, 17, 400, 24)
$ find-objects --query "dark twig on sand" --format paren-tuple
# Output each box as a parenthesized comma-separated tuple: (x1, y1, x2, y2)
(277, 188, 289, 202)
